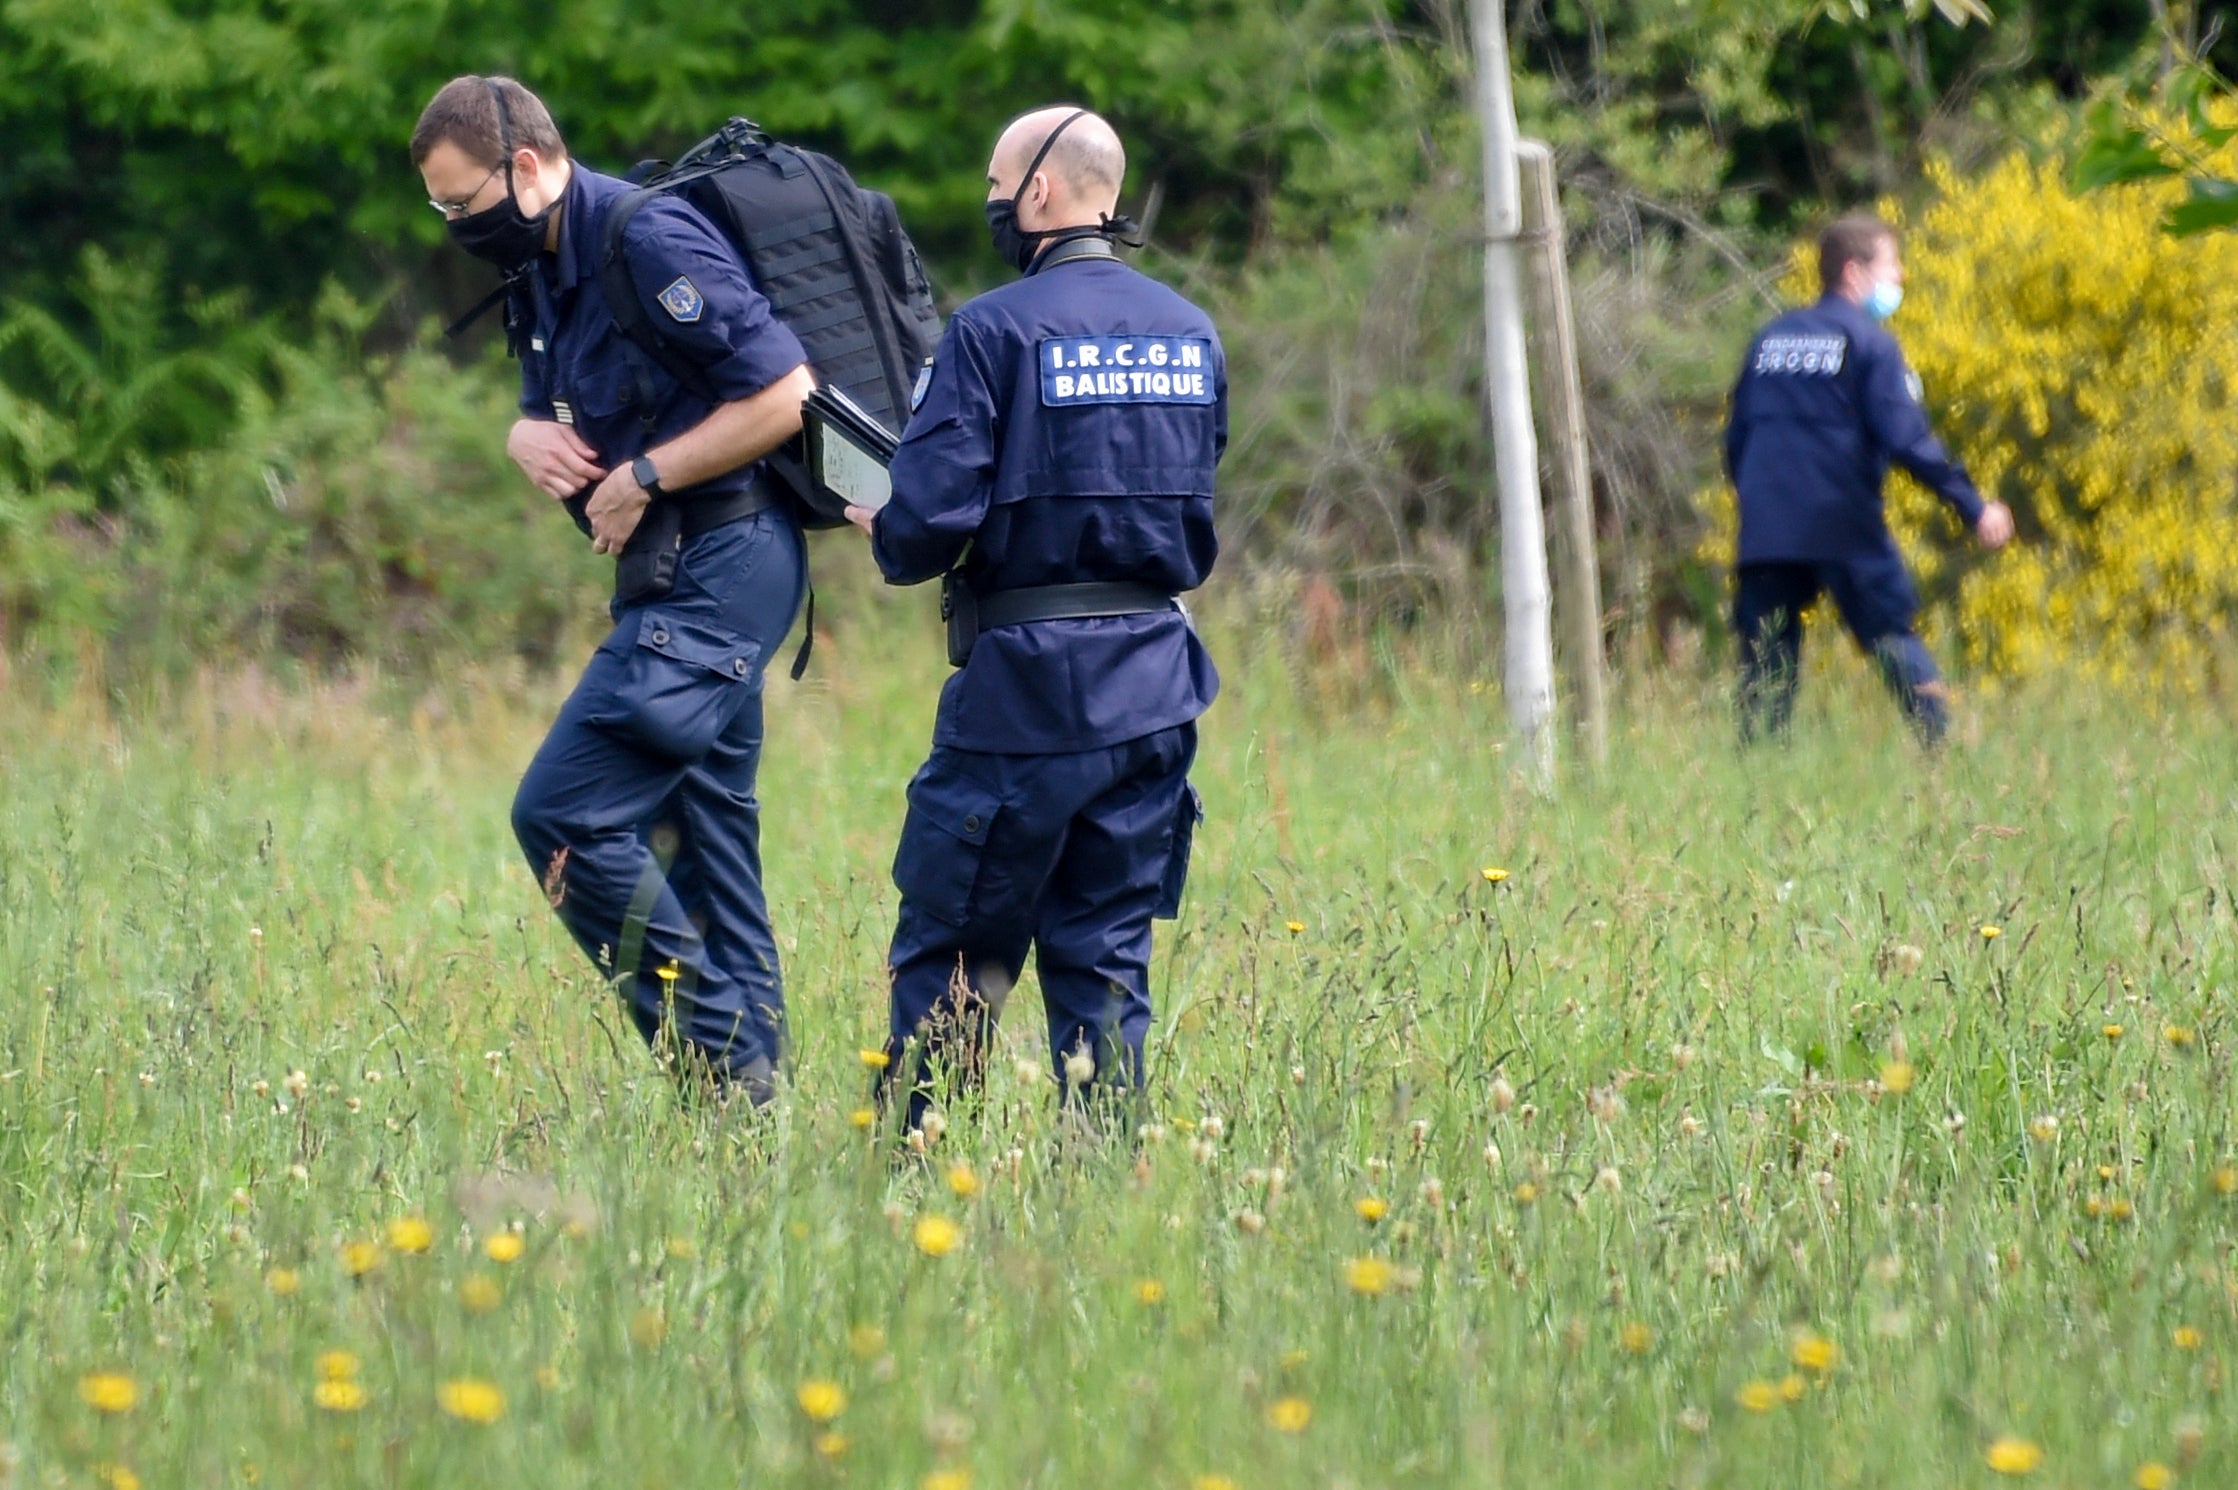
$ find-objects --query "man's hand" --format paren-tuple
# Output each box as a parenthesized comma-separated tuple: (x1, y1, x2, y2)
(585, 464, 652, 556)
(843, 504, 878, 536)
(1975, 500, 2015, 551)
(508, 418, 606, 501)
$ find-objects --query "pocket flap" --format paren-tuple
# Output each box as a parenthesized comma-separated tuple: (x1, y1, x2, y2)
(905, 771, 1002, 846)
(634, 610, 760, 683)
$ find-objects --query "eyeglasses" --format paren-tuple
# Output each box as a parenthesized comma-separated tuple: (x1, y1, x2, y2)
(429, 162, 505, 219)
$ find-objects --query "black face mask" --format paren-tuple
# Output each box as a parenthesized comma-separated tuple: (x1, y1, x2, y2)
(983, 109, 1144, 274)
(447, 179, 554, 271)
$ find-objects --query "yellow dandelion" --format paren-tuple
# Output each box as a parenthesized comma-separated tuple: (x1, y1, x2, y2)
(1984, 1437, 2043, 1475)
(946, 1165, 981, 1199)
(1619, 1321, 1654, 1355)
(436, 1377, 506, 1425)
(1512, 1181, 1539, 1205)
(2214, 1166, 2238, 1196)
(315, 1350, 360, 1383)
(1789, 1329, 1838, 1375)
(312, 1379, 367, 1413)
(2103, 1023, 2125, 1040)
(1879, 1060, 1915, 1096)
(2110, 1196, 2135, 1222)
(1266, 1396, 1312, 1433)
(1979, 924, 2002, 939)
(913, 1214, 962, 1258)
(849, 1107, 877, 1130)
(1778, 1373, 1808, 1403)
(921, 1472, 972, 1490)
(1734, 1379, 1780, 1413)
(1194, 1477, 1240, 1490)
(1343, 1257, 1394, 1296)
(815, 1431, 850, 1461)
(385, 1216, 434, 1254)
(1135, 1279, 1167, 1306)
(458, 1275, 502, 1315)
(2173, 1325, 2203, 1351)
(796, 1378, 848, 1423)
(94, 1465, 140, 1490)
(663, 1236, 697, 1261)
(77, 1373, 138, 1414)
(1354, 1197, 1388, 1224)
(340, 1241, 383, 1278)
(483, 1232, 525, 1264)
(2084, 1196, 2107, 1219)
(2134, 1461, 2174, 1490)
(858, 1048, 891, 1070)
(848, 1323, 887, 1360)
(2165, 1025, 2197, 1050)
(628, 1309, 668, 1348)
(1283, 920, 1306, 935)
(1482, 867, 1510, 883)
(264, 1267, 300, 1297)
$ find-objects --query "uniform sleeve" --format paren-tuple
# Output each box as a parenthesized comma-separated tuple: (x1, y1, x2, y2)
(1212, 331, 1230, 465)
(1722, 351, 1753, 484)
(1858, 336, 1984, 527)
(621, 200, 807, 402)
(872, 315, 1002, 585)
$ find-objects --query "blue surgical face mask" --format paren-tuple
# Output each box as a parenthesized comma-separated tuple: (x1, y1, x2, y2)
(1865, 278, 1903, 322)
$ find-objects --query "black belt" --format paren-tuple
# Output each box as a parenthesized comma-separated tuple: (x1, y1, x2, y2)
(973, 581, 1178, 628)
(676, 474, 783, 536)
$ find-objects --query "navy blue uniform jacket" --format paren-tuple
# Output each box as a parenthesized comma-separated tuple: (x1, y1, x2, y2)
(518, 166, 807, 520)
(872, 254, 1226, 754)
(1725, 295, 1983, 564)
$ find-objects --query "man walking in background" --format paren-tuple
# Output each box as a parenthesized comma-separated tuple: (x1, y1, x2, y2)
(847, 106, 1224, 1127)
(1725, 213, 2013, 746)
(412, 76, 815, 1103)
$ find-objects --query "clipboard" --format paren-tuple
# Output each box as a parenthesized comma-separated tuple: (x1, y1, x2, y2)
(802, 385, 901, 516)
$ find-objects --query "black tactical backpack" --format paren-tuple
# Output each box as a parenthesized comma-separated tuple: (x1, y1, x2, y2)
(598, 118, 941, 528)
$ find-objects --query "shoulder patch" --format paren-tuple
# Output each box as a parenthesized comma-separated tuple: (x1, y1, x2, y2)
(910, 360, 933, 413)
(656, 277, 705, 324)
(1039, 335, 1216, 408)
(1904, 369, 1925, 404)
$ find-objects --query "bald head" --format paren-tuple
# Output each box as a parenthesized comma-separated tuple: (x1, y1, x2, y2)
(988, 106, 1126, 231)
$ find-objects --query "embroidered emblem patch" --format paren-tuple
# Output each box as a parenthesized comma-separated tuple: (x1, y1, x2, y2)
(657, 277, 705, 324)
(910, 360, 933, 413)
(1038, 335, 1216, 407)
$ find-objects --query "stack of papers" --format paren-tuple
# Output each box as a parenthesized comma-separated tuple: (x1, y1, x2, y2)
(802, 385, 900, 517)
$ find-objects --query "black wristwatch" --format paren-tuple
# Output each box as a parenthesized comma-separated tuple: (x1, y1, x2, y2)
(631, 455, 664, 497)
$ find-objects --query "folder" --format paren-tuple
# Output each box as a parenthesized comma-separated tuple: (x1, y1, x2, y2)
(802, 385, 901, 516)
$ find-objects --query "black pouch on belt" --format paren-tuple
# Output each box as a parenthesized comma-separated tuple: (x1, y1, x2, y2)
(613, 500, 684, 606)
(940, 571, 978, 668)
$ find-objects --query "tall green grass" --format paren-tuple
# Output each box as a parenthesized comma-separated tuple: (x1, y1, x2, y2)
(2, 633, 2231, 1489)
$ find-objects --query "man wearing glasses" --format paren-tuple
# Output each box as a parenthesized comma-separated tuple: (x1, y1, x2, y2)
(411, 75, 815, 1105)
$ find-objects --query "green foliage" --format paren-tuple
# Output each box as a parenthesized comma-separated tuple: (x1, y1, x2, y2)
(2076, 57, 2238, 236)
(0, 263, 602, 671)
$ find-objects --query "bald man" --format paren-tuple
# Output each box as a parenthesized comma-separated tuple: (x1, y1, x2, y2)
(848, 107, 1227, 1126)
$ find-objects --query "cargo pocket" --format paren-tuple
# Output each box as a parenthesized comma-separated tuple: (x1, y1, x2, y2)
(1153, 782, 1204, 920)
(891, 771, 1003, 927)
(597, 609, 762, 763)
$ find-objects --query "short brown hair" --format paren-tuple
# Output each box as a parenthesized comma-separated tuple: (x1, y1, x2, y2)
(1818, 214, 1896, 295)
(410, 76, 567, 168)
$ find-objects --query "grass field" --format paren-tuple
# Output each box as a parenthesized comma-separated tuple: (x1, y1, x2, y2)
(3, 617, 2234, 1490)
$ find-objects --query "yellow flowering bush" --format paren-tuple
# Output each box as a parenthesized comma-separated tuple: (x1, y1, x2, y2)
(1701, 125, 2238, 689)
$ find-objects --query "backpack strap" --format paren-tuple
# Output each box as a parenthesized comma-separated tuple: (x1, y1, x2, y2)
(598, 187, 721, 415)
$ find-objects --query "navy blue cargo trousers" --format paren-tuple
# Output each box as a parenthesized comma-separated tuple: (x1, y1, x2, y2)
(883, 723, 1201, 1118)
(511, 509, 806, 1093)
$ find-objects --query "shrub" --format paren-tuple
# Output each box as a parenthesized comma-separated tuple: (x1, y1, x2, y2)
(1698, 133, 2238, 691)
